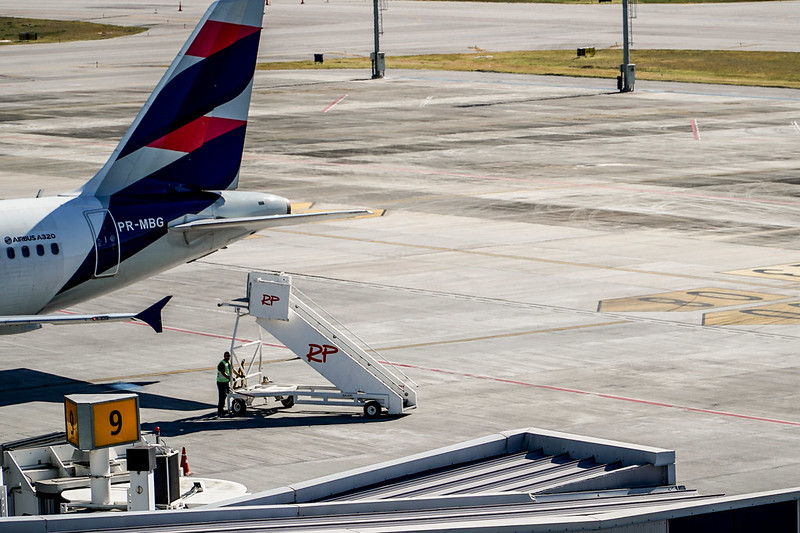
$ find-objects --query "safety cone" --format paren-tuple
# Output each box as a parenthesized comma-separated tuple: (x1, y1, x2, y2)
(180, 446, 193, 476)
(178, 1, 182, 11)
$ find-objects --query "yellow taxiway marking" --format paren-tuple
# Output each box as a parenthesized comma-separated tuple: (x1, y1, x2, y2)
(270, 230, 788, 288)
(86, 323, 627, 384)
(704, 301, 800, 325)
(726, 263, 800, 282)
(373, 188, 575, 207)
(376, 321, 628, 352)
(87, 357, 299, 384)
(598, 287, 785, 313)
(352, 209, 385, 219)
(290, 201, 314, 212)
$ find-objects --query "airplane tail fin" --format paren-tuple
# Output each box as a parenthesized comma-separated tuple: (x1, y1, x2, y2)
(80, 0, 264, 198)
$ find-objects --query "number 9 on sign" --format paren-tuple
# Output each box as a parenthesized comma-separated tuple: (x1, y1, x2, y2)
(109, 409, 122, 435)
(92, 397, 139, 447)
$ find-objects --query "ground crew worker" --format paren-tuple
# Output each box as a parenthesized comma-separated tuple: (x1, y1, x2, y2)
(216, 351, 232, 417)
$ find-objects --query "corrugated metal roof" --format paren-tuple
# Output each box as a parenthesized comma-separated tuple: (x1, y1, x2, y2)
(323, 450, 631, 500)
(8, 428, 749, 533)
(318, 438, 683, 505)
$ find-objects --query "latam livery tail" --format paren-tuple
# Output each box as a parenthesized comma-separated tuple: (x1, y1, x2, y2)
(0, 0, 368, 334)
(82, 0, 263, 198)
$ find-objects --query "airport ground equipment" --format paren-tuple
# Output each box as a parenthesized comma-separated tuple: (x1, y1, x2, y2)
(0, 394, 184, 515)
(223, 272, 417, 417)
(126, 445, 157, 511)
(1, 430, 244, 516)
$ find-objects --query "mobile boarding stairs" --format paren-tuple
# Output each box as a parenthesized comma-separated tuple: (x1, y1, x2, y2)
(222, 272, 417, 418)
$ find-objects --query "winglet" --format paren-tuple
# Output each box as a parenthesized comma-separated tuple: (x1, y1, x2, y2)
(134, 295, 173, 333)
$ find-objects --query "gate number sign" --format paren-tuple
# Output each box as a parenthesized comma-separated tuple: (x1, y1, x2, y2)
(64, 393, 140, 450)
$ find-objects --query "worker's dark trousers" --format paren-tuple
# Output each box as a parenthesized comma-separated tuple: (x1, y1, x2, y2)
(217, 381, 229, 415)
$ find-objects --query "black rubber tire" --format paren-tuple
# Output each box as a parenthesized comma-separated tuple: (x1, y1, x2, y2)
(364, 401, 382, 418)
(280, 396, 295, 408)
(231, 398, 247, 416)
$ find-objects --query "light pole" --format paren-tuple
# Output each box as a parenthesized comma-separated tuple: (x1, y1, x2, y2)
(371, 0, 385, 79)
(620, 0, 635, 92)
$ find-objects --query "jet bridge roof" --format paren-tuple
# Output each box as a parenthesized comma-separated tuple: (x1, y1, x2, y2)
(7, 428, 800, 533)
(323, 448, 666, 502)
(226, 427, 679, 506)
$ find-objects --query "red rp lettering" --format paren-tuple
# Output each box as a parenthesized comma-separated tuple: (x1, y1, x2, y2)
(306, 343, 338, 363)
(261, 294, 280, 306)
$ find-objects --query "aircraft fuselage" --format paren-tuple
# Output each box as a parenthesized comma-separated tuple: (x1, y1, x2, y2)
(0, 190, 289, 315)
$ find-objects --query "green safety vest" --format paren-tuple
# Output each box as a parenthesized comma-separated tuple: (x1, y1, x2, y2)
(217, 359, 231, 382)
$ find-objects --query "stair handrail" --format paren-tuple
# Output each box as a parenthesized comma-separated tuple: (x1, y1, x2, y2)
(291, 285, 418, 388)
(288, 289, 416, 395)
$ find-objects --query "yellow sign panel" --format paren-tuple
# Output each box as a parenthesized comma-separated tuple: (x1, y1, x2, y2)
(725, 263, 800, 281)
(92, 397, 139, 448)
(704, 301, 800, 326)
(598, 287, 785, 313)
(64, 398, 79, 448)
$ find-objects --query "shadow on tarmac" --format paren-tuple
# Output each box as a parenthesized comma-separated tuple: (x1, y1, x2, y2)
(145, 409, 394, 437)
(0, 368, 211, 411)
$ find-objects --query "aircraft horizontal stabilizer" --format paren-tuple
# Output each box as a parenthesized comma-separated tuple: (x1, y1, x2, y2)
(169, 210, 373, 233)
(0, 296, 172, 335)
(134, 295, 173, 333)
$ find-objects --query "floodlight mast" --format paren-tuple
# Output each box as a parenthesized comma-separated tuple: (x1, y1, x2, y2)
(620, 0, 635, 92)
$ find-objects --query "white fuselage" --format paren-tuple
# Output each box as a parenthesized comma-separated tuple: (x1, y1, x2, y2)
(0, 196, 86, 315)
(0, 190, 289, 315)
(0, 0, 299, 327)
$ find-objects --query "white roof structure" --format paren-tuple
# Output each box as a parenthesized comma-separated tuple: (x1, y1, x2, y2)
(5, 428, 800, 532)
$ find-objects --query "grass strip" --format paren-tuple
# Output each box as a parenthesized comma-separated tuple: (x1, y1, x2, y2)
(258, 49, 800, 89)
(0, 16, 145, 45)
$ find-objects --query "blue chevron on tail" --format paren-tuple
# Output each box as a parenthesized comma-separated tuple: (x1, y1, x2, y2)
(80, 0, 264, 198)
